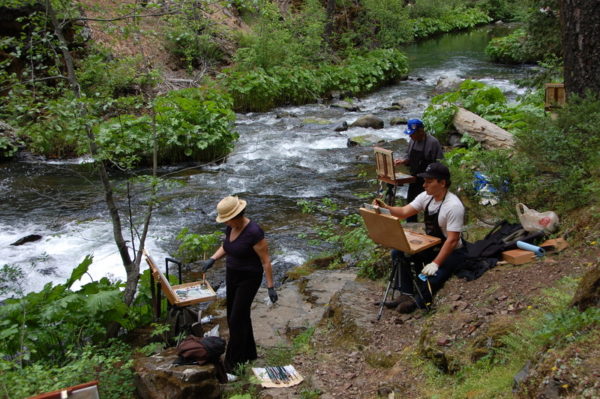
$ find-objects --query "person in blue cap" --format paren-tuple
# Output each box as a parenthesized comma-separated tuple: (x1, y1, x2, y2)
(395, 118, 443, 222)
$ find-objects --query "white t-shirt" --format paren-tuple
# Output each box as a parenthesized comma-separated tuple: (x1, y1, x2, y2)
(410, 191, 464, 248)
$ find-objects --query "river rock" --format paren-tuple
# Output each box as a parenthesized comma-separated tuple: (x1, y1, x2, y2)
(432, 76, 462, 96)
(134, 347, 220, 399)
(11, 234, 43, 246)
(347, 134, 385, 147)
(276, 111, 297, 119)
(391, 98, 416, 110)
(330, 101, 361, 112)
(349, 114, 384, 129)
(390, 117, 408, 126)
(334, 121, 348, 132)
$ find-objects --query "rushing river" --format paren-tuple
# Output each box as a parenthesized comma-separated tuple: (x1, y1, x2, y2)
(0, 25, 533, 298)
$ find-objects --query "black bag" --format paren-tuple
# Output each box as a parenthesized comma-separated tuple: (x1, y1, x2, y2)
(465, 220, 544, 260)
(174, 335, 228, 382)
(177, 335, 226, 363)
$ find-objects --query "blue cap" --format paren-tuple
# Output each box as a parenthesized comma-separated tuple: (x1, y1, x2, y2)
(404, 118, 424, 135)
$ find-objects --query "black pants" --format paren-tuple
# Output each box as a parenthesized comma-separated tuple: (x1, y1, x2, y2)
(391, 247, 467, 307)
(225, 268, 262, 373)
(405, 177, 424, 222)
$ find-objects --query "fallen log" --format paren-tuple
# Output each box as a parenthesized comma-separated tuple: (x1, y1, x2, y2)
(452, 107, 515, 150)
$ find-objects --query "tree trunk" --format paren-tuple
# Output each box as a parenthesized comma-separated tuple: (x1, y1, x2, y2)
(324, 0, 336, 42)
(46, 0, 154, 314)
(560, 1, 600, 98)
(452, 107, 515, 149)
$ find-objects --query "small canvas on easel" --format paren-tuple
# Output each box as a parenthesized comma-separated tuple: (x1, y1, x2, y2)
(359, 206, 441, 255)
(144, 250, 217, 307)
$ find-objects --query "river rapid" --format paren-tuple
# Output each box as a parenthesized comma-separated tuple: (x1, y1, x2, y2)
(0, 25, 534, 298)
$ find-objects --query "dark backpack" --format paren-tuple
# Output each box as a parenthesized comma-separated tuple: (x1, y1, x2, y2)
(176, 335, 226, 364)
(465, 220, 544, 260)
(174, 335, 227, 382)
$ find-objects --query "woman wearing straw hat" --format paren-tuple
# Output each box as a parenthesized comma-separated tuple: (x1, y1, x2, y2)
(200, 195, 278, 373)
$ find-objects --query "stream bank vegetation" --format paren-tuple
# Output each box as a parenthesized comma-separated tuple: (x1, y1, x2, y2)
(1, 0, 599, 398)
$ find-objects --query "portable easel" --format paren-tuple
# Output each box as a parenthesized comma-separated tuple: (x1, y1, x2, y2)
(359, 206, 441, 320)
(374, 147, 415, 205)
(144, 250, 217, 318)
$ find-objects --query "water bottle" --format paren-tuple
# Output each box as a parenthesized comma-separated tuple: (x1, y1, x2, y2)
(200, 315, 214, 324)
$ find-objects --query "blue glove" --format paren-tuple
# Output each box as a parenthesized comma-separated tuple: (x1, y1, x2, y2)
(201, 258, 215, 273)
(268, 287, 278, 304)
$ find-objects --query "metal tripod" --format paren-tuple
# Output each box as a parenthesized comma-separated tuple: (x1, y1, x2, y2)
(376, 254, 428, 320)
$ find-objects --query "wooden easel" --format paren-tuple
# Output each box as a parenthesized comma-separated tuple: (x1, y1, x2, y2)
(359, 207, 440, 254)
(374, 147, 415, 205)
(144, 250, 216, 317)
(359, 207, 441, 319)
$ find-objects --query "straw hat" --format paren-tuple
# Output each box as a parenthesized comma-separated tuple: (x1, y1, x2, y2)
(216, 195, 247, 223)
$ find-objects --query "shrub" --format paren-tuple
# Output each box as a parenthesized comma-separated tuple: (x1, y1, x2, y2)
(222, 49, 408, 112)
(175, 229, 222, 263)
(485, 28, 532, 64)
(233, 0, 328, 70)
(362, 0, 411, 48)
(94, 87, 238, 167)
(164, 14, 226, 71)
(77, 51, 161, 98)
(444, 92, 600, 221)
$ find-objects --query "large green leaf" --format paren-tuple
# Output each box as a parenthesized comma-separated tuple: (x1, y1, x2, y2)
(65, 255, 93, 289)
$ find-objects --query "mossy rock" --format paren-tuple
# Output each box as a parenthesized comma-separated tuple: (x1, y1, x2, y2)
(320, 290, 368, 349)
(417, 326, 461, 374)
(469, 315, 516, 362)
(571, 262, 600, 311)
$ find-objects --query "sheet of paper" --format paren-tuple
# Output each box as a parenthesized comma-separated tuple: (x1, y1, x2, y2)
(252, 365, 303, 388)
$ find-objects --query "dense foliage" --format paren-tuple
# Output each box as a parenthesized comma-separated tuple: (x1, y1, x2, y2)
(485, 0, 562, 64)
(221, 49, 408, 112)
(0, 257, 158, 398)
(422, 81, 599, 220)
(94, 88, 237, 167)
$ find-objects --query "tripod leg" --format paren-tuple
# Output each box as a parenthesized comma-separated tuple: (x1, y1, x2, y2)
(377, 257, 398, 320)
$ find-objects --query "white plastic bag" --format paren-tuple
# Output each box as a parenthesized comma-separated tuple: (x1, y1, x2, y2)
(516, 203, 559, 233)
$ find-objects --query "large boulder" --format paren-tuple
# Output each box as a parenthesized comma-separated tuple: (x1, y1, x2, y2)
(134, 347, 221, 399)
(349, 114, 384, 129)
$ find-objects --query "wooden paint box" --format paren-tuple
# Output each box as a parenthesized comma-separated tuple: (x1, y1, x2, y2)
(501, 249, 536, 265)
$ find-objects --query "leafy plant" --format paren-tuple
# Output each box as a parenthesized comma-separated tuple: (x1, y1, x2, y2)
(175, 228, 223, 263)
(94, 87, 238, 167)
(164, 13, 226, 71)
(485, 28, 531, 64)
